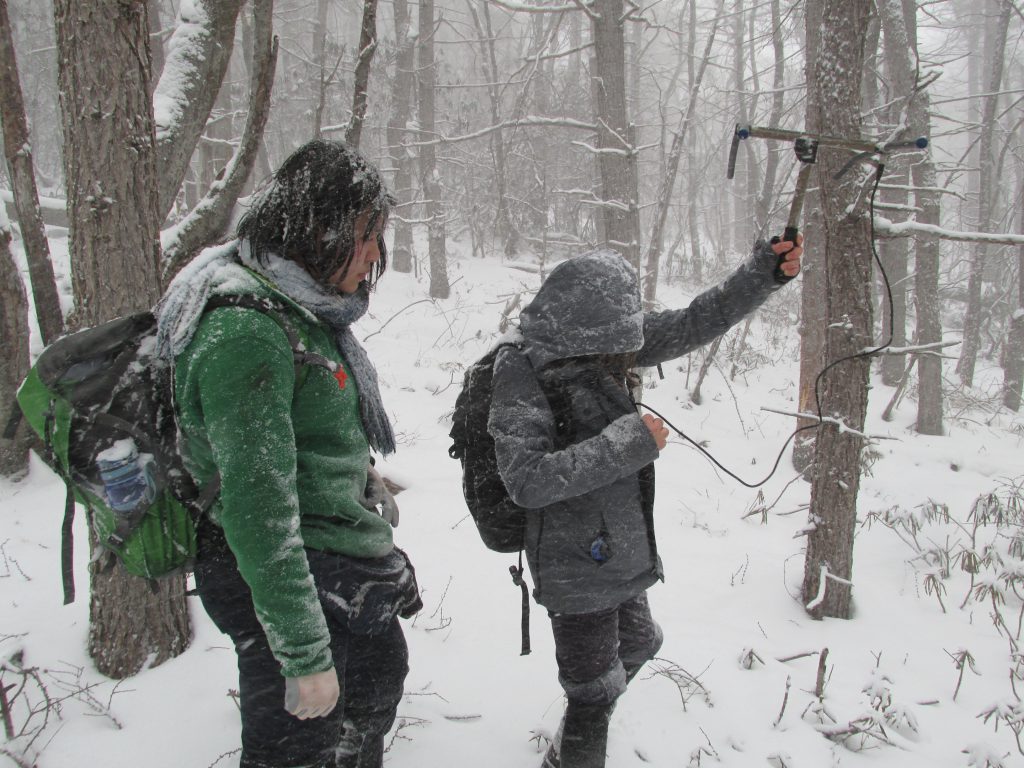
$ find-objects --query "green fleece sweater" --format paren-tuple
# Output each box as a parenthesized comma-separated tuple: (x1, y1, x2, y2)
(174, 282, 393, 677)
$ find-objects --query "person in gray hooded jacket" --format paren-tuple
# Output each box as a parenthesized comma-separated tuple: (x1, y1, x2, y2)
(488, 236, 802, 768)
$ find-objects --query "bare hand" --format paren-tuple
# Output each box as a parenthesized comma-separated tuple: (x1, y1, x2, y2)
(642, 414, 669, 451)
(359, 465, 400, 527)
(284, 668, 340, 719)
(772, 234, 803, 278)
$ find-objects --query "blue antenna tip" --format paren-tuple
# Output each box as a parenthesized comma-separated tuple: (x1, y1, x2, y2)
(915, 137, 928, 149)
(738, 127, 750, 140)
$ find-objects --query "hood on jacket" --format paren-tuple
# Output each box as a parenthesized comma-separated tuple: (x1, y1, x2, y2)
(519, 249, 644, 369)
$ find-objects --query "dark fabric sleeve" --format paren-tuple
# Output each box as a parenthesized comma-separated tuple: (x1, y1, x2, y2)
(636, 239, 783, 367)
(488, 348, 659, 509)
(192, 310, 333, 678)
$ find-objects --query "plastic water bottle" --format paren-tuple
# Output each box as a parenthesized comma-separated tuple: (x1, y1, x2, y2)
(96, 439, 156, 514)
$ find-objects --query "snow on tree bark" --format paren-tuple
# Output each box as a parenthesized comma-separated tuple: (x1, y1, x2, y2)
(800, 0, 875, 621)
(152, 0, 245, 221)
(345, 0, 379, 149)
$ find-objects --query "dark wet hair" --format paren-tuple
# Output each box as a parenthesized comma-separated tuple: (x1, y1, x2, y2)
(236, 140, 394, 289)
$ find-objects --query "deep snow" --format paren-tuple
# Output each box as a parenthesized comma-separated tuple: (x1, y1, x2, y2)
(3, 232, 1024, 768)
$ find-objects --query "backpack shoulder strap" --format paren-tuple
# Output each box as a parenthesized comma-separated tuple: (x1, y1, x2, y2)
(202, 294, 343, 382)
(190, 295, 337, 515)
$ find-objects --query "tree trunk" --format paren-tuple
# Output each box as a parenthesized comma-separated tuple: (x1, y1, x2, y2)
(0, 0, 63, 345)
(467, 0, 516, 257)
(957, 0, 1011, 387)
(590, 0, 640, 269)
(801, 0, 875, 621)
(345, 0, 378, 149)
(729, 0, 753, 252)
(0, 213, 30, 479)
(793, 0, 826, 473)
(876, 4, 916, 387)
(153, 0, 245, 221)
(878, 0, 943, 435)
(1004, 182, 1024, 411)
(1005, 312, 1024, 412)
(643, 1, 722, 307)
(417, 0, 449, 298)
(53, 0, 190, 678)
(877, 175, 909, 385)
(160, 0, 277, 280)
(752, 0, 785, 236)
(147, 0, 164, 86)
(386, 0, 415, 273)
(310, 0, 329, 139)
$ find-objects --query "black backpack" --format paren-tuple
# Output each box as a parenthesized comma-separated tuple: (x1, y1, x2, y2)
(448, 343, 528, 553)
(15, 295, 328, 603)
(448, 342, 572, 654)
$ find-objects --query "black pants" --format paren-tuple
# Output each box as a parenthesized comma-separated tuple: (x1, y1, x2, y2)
(549, 592, 663, 768)
(195, 544, 409, 768)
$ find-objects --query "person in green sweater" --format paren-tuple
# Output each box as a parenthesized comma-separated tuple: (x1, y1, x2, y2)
(156, 140, 421, 768)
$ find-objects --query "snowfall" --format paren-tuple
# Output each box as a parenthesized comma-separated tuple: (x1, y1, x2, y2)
(3, 227, 1024, 768)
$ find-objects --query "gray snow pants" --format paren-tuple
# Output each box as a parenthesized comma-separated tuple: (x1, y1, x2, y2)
(548, 592, 664, 768)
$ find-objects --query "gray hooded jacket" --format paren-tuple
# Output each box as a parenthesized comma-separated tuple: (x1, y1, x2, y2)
(488, 240, 785, 614)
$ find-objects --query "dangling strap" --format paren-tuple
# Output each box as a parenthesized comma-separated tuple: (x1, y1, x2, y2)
(509, 552, 531, 656)
(60, 484, 75, 605)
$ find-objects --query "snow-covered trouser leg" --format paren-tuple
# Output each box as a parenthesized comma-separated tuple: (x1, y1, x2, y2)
(195, 538, 409, 768)
(547, 592, 663, 768)
(332, 618, 408, 768)
(616, 592, 663, 681)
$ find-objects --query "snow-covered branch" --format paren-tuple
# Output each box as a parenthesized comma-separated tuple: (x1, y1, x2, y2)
(487, 0, 591, 12)
(874, 215, 1024, 246)
(805, 566, 854, 611)
(865, 340, 961, 356)
(405, 116, 597, 147)
(759, 407, 898, 441)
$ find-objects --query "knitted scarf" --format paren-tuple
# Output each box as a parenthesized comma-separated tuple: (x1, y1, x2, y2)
(155, 240, 396, 455)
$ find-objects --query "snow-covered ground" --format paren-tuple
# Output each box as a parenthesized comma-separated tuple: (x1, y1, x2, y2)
(3, 232, 1023, 768)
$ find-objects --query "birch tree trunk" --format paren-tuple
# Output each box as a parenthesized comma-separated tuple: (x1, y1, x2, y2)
(801, 0, 875, 620)
(53, 0, 190, 678)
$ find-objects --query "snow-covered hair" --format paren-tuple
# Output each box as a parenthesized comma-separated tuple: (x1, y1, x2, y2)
(237, 140, 394, 289)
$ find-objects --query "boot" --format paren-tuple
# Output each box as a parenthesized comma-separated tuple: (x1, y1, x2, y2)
(558, 702, 613, 768)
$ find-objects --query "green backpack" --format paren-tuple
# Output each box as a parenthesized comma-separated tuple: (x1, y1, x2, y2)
(15, 295, 319, 603)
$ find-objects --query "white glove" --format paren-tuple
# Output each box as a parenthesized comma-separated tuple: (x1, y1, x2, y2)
(359, 465, 400, 527)
(284, 668, 340, 719)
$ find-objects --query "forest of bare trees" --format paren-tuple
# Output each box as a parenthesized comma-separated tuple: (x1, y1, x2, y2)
(1, 0, 1022, 676)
